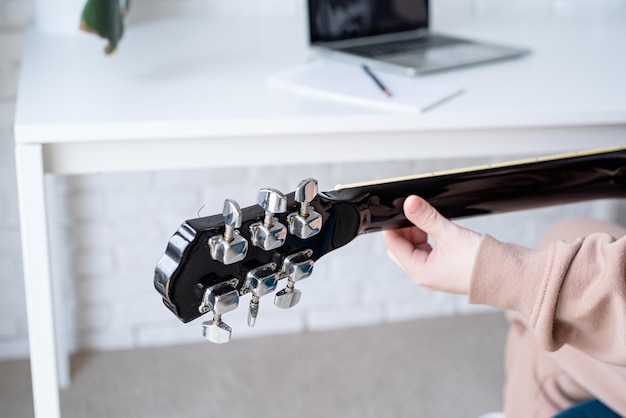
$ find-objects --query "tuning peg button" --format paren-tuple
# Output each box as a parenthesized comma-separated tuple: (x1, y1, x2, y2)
(274, 285, 302, 309)
(275, 250, 314, 309)
(199, 281, 239, 344)
(250, 188, 287, 251)
(243, 263, 279, 327)
(202, 319, 232, 344)
(222, 199, 242, 235)
(288, 179, 322, 239)
(258, 187, 288, 216)
(209, 199, 248, 265)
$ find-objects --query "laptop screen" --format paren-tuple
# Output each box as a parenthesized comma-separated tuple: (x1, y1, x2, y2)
(308, 0, 429, 44)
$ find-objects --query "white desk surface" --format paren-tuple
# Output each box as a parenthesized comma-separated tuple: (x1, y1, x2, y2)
(14, 14, 626, 147)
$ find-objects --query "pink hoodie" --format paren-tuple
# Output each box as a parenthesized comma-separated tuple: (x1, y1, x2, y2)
(469, 228, 626, 416)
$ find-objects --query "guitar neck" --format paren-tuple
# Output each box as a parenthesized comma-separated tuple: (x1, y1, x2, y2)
(321, 147, 626, 235)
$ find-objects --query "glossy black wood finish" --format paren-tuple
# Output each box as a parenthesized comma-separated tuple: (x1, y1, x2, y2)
(154, 149, 626, 323)
(325, 149, 626, 234)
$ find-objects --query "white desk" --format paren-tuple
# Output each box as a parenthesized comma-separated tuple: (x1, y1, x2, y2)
(14, 12, 626, 418)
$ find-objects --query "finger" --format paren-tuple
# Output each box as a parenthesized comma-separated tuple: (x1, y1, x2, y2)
(382, 229, 414, 260)
(382, 227, 428, 251)
(393, 225, 428, 246)
(403, 195, 454, 240)
(382, 229, 429, 273)
(382, 229, 415, 271)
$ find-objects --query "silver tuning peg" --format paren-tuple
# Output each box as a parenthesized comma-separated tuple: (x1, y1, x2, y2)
(208, 199, 248, 265)
(249, 188, 287, 251)
(243, 263, 279, 327)
(288, 178, 322, 239)
(275, 250, 314, 309)
(200, 281, 239, 344)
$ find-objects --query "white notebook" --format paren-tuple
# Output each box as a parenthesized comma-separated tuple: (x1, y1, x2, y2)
(267, 60, 463, 112)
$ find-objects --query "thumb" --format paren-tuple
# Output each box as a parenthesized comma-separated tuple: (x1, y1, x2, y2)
(403, 195, 453, 239)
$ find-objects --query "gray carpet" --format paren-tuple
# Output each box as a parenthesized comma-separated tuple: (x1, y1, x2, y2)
(0, 313, 508, 418)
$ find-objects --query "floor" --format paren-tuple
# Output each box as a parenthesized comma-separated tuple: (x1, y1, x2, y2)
(0, 312, 508, 418)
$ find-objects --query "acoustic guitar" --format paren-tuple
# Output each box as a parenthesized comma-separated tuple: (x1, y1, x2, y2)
(154, 146, 626, 343)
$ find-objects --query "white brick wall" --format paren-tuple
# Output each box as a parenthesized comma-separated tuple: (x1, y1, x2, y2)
(1, 0, 625, 360)
(0, 0, 31, 359)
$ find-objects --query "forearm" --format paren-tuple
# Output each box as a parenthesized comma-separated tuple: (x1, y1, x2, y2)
(469, 233, 626, 365)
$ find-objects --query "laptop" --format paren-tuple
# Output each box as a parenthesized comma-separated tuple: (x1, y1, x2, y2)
(307, 0, 529, 76)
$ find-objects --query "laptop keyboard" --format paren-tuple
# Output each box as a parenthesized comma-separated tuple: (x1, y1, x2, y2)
(340, 35, 465, 57)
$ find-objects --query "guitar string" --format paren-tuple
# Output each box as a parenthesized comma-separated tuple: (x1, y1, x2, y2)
(333, 145, 626, 191)
(197, 204, 206, 218)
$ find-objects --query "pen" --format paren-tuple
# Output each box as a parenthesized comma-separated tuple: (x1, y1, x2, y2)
(361, 64, 392, 97)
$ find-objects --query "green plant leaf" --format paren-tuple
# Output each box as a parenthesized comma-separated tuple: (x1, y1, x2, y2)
(80, 0, 129, 55)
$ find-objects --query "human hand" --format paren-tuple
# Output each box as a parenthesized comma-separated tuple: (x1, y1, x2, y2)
(382, 195, 483, 295)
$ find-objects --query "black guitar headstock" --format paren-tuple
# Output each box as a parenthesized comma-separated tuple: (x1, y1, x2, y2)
(154, 178, 364, 343)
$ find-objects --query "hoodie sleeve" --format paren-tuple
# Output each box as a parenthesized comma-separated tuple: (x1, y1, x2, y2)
(469, 233, 626, 366)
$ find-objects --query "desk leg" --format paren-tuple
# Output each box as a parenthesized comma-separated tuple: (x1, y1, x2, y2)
(45, 176, 71, 390)
(15, 144, 61, 418)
